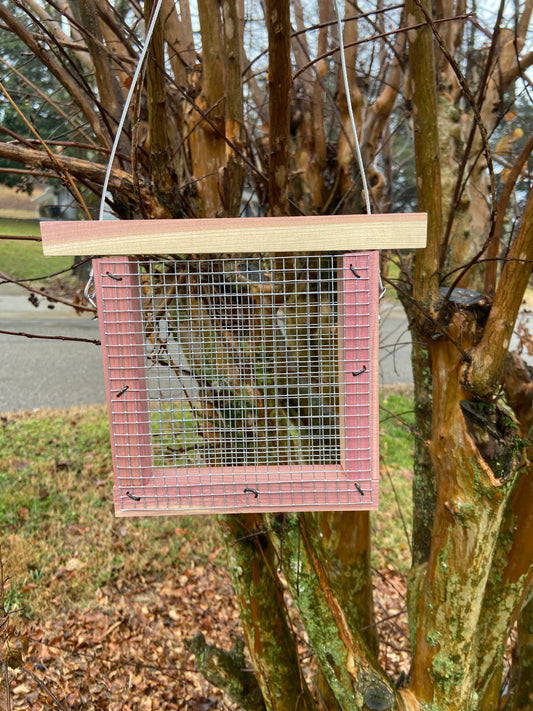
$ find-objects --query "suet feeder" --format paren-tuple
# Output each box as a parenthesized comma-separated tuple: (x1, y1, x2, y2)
(41, 214, 426, 515)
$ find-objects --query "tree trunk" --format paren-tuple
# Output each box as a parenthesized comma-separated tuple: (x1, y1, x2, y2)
(220, 514, 316, 711)
(509, 598, 533, 711)
(273, 514, 397, 711)
(145, 0, 175, 215)
(266, 0, 291, 216)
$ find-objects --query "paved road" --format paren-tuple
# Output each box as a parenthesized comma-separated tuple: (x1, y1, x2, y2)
(378, 301, 413, 385)
(3, 281, 532, 414)
(0, 284, 413, 413)
(0, 286, 105, 412)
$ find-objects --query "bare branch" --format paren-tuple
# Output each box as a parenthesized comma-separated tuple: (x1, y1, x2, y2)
(485, 130, 533, 294)
(0, 270, 95, 314)
(22, 0, 93, 71)
(0, 56, 99, 148)
(0, 143, 137, 201)
(0, 3, 109, 147)
(465, 187, 533, 398)
(0, 329, 100, 345)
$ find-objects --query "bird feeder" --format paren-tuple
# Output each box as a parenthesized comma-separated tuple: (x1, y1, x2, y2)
(41, 214, 426, 515)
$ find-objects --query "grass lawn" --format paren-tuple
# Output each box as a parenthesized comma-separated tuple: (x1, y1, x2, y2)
(0, 391, 414, 617)
(0, 406, 216, 617)
(0, 391, 414, 707)
(0, 218, 73, 282)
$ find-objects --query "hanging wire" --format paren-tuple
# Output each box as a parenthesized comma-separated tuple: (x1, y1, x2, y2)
(84, 273, 97, 307)
(333, 0, 372, 216)
(85, 0, 165, 305)
(86, 1, 385, 301)
(98, 0, 164, 221)
(333, 0, 386, 298)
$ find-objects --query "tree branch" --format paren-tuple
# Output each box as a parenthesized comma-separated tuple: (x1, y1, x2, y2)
(484, 130, 533, 294)
(406, 0, 442, 312)
(0, 56, 98, 148)
(0, 329, 100, 345)
(274, 514, 397, 711)
(0, 143, 137, 202)
(464, 187, 533, 398)
(219, 514, 316, 711)
(0, 3, 109, 148)
(191, 633, 266, 711)
(0, 270, 95, 314)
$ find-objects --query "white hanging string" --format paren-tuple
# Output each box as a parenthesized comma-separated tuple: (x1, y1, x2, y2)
(98, 0, 165, 221)
(85, 0, 164, 306)
(87, 1, 384, 302)
(333, 0, 372, 217)
(333, 0, 385, 297)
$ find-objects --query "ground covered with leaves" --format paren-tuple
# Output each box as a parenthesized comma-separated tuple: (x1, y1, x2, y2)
(1, 400, 412, 709)
(5, 562, 241, 710)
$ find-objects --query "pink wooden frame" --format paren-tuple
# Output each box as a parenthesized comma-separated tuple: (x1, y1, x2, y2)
(93, 253, 379, 515)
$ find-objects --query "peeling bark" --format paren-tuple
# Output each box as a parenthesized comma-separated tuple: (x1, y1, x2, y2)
(465, 188, 533, 399)
(219, 514, 316, 711)
(303, 512, 378, 658)
(162, 0, 194, 86)
(409, 313, 507, 709)
(473, 354, 533, 701)
(189, 0, 227, 216)
(274, 514, 397, 711)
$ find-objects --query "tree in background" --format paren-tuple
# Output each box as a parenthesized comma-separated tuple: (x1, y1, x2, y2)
(1, 0, 533, 708)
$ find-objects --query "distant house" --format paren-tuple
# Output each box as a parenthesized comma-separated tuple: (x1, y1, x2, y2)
(33, 185, 79, 220)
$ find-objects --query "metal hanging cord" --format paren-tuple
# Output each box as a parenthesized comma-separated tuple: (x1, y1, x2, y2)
(333, 0, 385, 298)
(86, 1, 384, 302)
(333, 0, 372, 216)
(99, 0, 164, 221)
(85, 0, 165, 306)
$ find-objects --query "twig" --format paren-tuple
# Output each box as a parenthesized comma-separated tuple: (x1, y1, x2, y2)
(23, 668, 69, 711)
(0, 270, 95, 313)
(1, 257, 94, 285)
(386, 467, 413, 555)
(0, 235, 41, 242)
(359, 608, 407, 631)
(294, 13, 474, 79)
(379, 403, 425, 443)
(0, 80, 92, 220)
(0, 54, 98, 149)
(0, 329, 100, 345)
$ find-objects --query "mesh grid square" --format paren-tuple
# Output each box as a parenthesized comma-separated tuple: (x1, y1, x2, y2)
(93, 252, 379, 515)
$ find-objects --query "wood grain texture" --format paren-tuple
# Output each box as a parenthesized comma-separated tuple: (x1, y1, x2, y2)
(41, 213, 427, 255)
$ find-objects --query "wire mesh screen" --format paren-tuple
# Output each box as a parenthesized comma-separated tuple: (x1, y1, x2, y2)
(93, 252, 379, 515)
